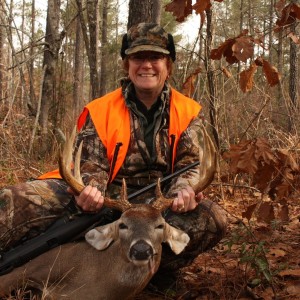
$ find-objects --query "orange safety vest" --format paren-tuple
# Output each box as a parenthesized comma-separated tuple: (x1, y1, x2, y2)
(38, 87, 201, 182)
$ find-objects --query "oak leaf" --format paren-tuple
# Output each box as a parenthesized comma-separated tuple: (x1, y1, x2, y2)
(211, 39, 238, 64)
(232, 36, 254, 62)
(223, 138, 299, 199)
(254, 138, 277, 164)
(275, 3, 300, 29)
(223, 140, 258, 174)
(242, 203, 257, 221)
(181, 68, 202, 98)
(165, 0, 193, 22)
(257, 202, 275, 224)
(278, 269, 300, 277)
(253, 163, 276, 192)
(239, 63, 257, 93)
(192, 0, 211, 14)
(261, 59, 280, 87)
(275, 0, 286, 13)
(278, 204, 289, 222)
(269, 150, 299, 200)
(211, 30, 254, 64)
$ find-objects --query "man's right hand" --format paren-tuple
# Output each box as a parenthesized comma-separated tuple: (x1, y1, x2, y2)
(68, 186, 104, 212)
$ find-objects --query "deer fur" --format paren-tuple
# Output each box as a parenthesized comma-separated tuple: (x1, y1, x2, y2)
(0, 204, 189, 299)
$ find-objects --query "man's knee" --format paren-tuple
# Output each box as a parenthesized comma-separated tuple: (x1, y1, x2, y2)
(159, 199, 227, 271)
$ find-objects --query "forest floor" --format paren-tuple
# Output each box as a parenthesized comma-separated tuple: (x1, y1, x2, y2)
(138, 187, 300, 300)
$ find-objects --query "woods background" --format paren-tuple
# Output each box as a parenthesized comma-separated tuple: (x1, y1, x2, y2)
(0, 0, 299, 178)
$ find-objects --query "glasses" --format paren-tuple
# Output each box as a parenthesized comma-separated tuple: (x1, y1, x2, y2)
(128, 53, 166, 64)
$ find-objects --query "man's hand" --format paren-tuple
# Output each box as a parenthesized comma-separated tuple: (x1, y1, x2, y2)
(171, 186, 204, 213)
(68, 186, 104, 212)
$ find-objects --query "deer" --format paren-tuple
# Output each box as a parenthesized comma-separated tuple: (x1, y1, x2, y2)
(0, 128, 191, 300)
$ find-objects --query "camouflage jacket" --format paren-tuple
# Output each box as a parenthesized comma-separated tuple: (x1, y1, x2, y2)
(76, 81, 213, 202)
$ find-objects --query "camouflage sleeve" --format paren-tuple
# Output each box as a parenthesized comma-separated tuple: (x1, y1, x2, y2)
(166, 113, 217, 197)
(75, 114, 110, 194)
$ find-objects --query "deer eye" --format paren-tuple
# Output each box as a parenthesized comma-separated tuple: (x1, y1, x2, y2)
(119, 223, 128, 229)
(156, 224, 164, 229)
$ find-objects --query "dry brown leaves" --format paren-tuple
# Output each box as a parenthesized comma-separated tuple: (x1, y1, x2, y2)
(222, 137, 299, 201)
(165, 0, 224, 23)
(275, 1, 300, 30)
(139, 191, 300, 299)
(181, 68, 202, 98)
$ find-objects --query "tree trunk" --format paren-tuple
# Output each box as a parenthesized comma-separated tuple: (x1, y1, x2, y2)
(87, 0, 100, 98)
(76, 0, 100, 99)
(28, 0, 36, 114)
(0, 8, 4, 101)
(39, 0, 63, 147)
(113, 0, 120, 88)
(73, 17, 84, 119)
(288, 18, 298, 132)
(100, 0, 108, 96)
(127, 0, 161, 29)
(268, 0, 274, 64)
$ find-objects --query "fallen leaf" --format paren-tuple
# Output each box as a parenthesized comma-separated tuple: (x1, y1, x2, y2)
(242, 203, 257, 221)
(279, 269, 300, 277)
(269, 247, 287, 258)
(286, 282, 300, 295)
(278, 204, 290, 222)
(257, 202, 275, 224)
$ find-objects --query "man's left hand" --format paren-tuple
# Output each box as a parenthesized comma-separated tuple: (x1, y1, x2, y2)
(171, 186, 200, 213)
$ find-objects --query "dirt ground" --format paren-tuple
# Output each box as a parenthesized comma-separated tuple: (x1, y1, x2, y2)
(138, 188, 300, 300)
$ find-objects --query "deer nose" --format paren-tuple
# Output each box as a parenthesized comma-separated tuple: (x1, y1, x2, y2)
(130, 240, 153, 261)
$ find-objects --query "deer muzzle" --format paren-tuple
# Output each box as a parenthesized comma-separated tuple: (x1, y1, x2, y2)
(129, 240, 154, 264)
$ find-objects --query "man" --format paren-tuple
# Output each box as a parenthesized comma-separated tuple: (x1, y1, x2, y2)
(0, 23, 227, 284)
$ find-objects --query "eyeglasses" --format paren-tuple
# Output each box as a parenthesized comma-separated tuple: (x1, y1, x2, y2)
(128, 53, 166, 64)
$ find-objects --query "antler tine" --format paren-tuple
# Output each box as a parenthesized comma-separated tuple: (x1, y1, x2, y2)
(195, 124, 217, 192)
(59, 126, 85, 195)
(74, 140, 84, 187)
(103, 179, 132, 212)
(59, 127, 132, 212)
(152, 178, 173, 212)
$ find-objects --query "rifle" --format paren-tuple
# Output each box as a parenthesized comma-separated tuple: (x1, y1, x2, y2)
(0, 161, 199, 275)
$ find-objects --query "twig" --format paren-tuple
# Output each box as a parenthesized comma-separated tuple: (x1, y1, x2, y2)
(29, 65, 46, 155)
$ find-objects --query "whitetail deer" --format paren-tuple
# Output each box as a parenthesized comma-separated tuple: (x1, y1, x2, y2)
(0, 128, 190, 300)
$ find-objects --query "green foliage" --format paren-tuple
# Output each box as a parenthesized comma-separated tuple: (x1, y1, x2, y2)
(225, 222, 274, 286)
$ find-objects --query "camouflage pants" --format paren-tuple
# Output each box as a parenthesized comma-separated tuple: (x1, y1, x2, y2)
(0, 179, 74, 251)
(0, 179, 227, 270)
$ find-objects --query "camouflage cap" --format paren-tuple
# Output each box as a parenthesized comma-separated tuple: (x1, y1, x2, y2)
(120, 23, 176, 61)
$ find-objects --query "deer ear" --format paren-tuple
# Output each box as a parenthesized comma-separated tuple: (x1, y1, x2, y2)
(164, 223, 190, 254)
(85, 222, 117, 250)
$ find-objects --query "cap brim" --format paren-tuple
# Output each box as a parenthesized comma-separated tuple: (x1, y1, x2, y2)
(125, 45, 170, 55)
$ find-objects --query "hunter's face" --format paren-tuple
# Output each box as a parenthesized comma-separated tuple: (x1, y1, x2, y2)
(128, 51, 170, 95)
